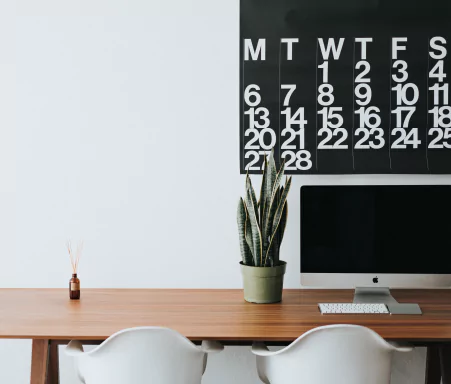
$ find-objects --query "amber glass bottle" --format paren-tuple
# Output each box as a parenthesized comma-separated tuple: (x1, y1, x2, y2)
(69, 273, 80, 300)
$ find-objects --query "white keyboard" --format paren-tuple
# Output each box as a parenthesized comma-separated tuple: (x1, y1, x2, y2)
(318, 303, 390, 314)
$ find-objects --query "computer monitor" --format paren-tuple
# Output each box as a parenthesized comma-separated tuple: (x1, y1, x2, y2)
(300, 185, 451, 296)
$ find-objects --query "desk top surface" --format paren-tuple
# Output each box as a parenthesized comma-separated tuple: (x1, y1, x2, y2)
(0, 289, 450, 341)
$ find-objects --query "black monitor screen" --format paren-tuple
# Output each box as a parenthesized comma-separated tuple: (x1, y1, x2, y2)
(301, 185, 451, 274)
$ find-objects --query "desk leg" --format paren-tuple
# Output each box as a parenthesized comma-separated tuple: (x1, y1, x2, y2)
(30, 340, 49, 384)
(47, 341, 59, 384)
(30, 340, 59, 384)
(440, 346, 451, 384)
(425, 346, 442, 384)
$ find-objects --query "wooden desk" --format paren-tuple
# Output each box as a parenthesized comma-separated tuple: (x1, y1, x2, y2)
(0, 288, 450, 384)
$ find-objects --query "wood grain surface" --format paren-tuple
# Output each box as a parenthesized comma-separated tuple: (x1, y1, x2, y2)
(0, 289, 451, 341)
(30, 339, 49, 384)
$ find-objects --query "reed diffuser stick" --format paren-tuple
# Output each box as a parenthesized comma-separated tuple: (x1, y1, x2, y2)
(66, 240, 83, 274)
(66, 240, 83, 300)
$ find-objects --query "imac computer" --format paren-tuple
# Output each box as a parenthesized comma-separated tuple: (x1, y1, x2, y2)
(300, 185, 451, 311)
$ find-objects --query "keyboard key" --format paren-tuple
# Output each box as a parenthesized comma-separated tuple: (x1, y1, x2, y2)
(318, 303, 390, 314)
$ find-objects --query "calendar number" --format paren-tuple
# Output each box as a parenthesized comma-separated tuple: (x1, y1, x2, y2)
(428, 128, 451, 149)
(391, 107, 415, 128)
(282, 150, 312, 170)
(244, 107, 270, 128)
(392, 128, 421, 149)
(318, 84, 335, 106)
(245, 129, 276, 150)
(281, 85, 296, 106)
(355, 84, 372, 106)
(392, 60, 409, 83)
(355, 61, 371, 82)
(392, 83, 419, 106)
(318, 127, 348, 149)
(281, 107, 307, 128)
(244, 85, 262, 107)
(429, 106, 451, 128)
(429, 61, 447, 83)
(355, 127, 385, 149)
(281, 128, 305, 150)
(245, 150, 271, 171)
(318, 107, 343, 128)
(355, 107, 381, 128)
(429, 84, 449, 105)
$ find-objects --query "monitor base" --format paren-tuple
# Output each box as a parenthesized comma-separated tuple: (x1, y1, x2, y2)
(353, 287, 422, 314)
(353, 287, 398, 304)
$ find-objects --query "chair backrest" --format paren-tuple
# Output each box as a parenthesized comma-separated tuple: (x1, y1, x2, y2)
(255, 324, 412, 384)
(75, 327, 207, 384)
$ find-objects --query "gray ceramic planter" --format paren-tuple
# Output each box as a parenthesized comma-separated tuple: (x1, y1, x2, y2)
(240, 261, 287, 303)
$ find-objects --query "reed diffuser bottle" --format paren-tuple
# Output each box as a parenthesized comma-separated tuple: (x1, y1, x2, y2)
(69, 273, 80, 300)
(67, 240, 83, 300)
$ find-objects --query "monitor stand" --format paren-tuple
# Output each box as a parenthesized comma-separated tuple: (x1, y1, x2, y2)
(353, 287, 422, 315)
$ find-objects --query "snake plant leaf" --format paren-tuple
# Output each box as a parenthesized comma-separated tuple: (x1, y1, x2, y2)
(271, 185, 287, 267)
(278, 201, 288, 248)
(259, 154, 268, 228)
(265, 149, 277, 199)
(263, 160, 285, 247)
(245, 187, 263, 266)
(276, 184, 284, 243)
(246, 174, 259, 225)
(271, 160, 285, 202)
(261, 150, 276, 253)
(271, 177, 292, 236)
(278, 185, 284, 223)
(264, 150, 277, 221)
(237, 198, 253, 266)
(264, 176, 292, 266)
(242, 189, 254, 262)
(265, 238, 276, 267)
(270, 244, 280, 267)
(244, 211, 257, 266)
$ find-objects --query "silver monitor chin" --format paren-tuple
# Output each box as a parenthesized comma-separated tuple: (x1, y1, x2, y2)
(301, 273, 451, 289)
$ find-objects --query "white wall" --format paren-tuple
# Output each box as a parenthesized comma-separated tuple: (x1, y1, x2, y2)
(2, 0, 450, 382)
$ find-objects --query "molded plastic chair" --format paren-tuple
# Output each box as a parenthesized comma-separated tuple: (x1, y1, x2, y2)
(252, 324, 413, 384)
(65, 327, 223, 384)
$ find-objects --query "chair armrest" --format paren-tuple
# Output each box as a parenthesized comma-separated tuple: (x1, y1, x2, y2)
(388, 341, 414, 353)
(65, 340, 85, 356)
(251, 342, 273, 356)
(200, 340, 224, 353)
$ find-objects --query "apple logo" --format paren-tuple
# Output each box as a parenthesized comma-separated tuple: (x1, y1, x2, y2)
(373, 276, 379, 284)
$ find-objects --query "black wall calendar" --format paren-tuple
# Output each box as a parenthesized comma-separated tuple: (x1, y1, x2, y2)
(240, 0, 451, 174)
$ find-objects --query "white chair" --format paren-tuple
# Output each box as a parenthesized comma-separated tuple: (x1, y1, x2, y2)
(65, 326, 223, 384)
(252, 324, 413, 384)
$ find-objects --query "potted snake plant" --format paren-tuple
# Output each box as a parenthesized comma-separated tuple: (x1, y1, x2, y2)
(237, 150, 292, 303)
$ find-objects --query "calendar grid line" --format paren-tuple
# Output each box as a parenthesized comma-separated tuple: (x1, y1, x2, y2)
(352, 41, 356, 171)
(426, 37, 430, 171)
(315, 39, 318, 171)
(278, 41, 281, 168)
(389, 41, 393, 170)
(242, 52, 245, 171)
